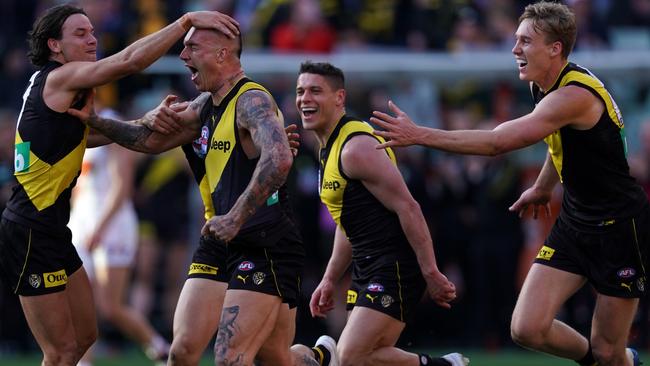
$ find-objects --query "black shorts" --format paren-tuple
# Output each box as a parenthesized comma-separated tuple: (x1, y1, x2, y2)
(0, 218, 82, 296)
(227, 230, 305, 308)
(187, 235, 229, 282)
(534, 206, 649, 298)
(346, 258, 426, 322)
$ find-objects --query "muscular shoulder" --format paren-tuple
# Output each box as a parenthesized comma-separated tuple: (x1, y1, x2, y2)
(235, 89, 278, 129)
(341, 134, 385, 179)
(540, 85, 604, 129)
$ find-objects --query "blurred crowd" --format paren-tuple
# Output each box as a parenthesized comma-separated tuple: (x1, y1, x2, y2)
(1, 0, 650, 359)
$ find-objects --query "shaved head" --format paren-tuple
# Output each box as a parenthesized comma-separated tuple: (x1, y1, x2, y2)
(185, 26, 241, 59)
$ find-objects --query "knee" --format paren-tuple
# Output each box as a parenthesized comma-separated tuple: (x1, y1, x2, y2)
(214, 346, 252, 366)
(591, 338, 622, 365)
(169, 338, 201, 365)
(338, 344, 362, 366)
(77, 326, 98, 354)
(510, 318, 546, 349)
(43, 338, 85, 364)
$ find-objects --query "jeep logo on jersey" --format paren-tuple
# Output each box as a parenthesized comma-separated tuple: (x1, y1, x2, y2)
(238, 261, 255, 271)
(367, 283, 384, 292)
(322, 179, 340, 191)
(617, 268, 636, 278)
(192, 126, 210, 158)
(211, 139, 231, 153)
(43, 270, 67, 288)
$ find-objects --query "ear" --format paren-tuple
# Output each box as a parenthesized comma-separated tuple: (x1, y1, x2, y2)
(216, 47, 227, 63)
(335, 89, 346, 108)
(549, 40, 562, 57)
(48, 38, 61, 54)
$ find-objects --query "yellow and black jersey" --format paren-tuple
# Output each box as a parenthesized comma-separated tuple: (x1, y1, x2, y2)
(3, 61, 88, 236)
(181, 78, 297, 247)
(319, 115, 416, 263)
(534, 62, 647, 228)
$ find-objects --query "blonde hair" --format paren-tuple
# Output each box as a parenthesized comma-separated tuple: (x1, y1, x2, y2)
(519, 1, 576, 59)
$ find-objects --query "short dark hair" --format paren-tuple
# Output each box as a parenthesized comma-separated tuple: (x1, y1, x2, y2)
(520, 1, 576, 59)
(299, 61, 345, 90)
(27, 4, 87, 67)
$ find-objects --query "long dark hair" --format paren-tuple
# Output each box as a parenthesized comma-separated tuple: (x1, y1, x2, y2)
(27, 4, 87, 67)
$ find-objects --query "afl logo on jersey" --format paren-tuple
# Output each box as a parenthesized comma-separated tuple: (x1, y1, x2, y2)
(367, 283, 384, 292)
(192, 126, 210, 158)
(238, 261, 255, 271)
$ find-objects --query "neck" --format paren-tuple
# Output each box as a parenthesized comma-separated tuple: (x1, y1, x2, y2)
(211, 69, 245, 105)
(536, 59, 567, 92)
(315, 109, 346, 147)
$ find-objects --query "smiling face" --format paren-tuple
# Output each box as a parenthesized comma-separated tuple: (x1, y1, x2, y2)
(296, 73, 345, 137)
(512, 18, 564, 90)
(179, 28, 229, 92)
(50, 13, 97, 63)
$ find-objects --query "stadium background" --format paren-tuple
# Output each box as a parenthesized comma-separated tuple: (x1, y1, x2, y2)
(1, 0, 649, 365)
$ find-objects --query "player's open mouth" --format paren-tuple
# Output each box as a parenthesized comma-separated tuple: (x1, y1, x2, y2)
(301, 107, 316, 117)
(517, 60, 528, 69)
(186, 65, 198, 80)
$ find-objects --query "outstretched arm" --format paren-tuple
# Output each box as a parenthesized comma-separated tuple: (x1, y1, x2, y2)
(70, 93, 208, 152)
(341, 134, 456, 308)
(371, 86, 603, 155)
(201, 90, 292, 241)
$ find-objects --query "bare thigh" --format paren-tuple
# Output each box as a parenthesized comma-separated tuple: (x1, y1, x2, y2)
(214, 290, 283, 366)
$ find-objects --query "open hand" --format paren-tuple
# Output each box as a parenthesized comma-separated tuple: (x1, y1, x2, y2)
(371, 100, 421, 149)
(67, 89, 96, 123)
(142, 95, 184, 135)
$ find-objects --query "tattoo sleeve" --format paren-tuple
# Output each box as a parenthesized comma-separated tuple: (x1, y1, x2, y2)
(87, 114, 153, 153)
(230, 89, 292, 223)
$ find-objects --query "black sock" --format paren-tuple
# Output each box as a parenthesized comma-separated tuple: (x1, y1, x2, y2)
(576, 342, 597, 366)
(419, 354, 452, 366)
(312, 346, 330, 366)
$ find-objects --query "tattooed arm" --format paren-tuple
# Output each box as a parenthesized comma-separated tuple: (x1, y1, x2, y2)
(201, 89, 292, 241)
(73, 93, 209, 152)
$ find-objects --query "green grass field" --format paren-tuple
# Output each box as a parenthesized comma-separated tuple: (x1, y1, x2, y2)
(3, 349, 644, 366)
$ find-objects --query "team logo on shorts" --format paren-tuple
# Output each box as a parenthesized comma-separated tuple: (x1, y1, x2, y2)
(28, 274, 41, 288)
(617, 268, 636, 278)
(367, 283, 384, 292)
(238, 261, 255, 271)
(637, 277, 645, 292)
(536, 245, 555, 260)
(381, 295, 394, 308)
(347, 290, 358, 305)
(253, 272, 265, 285)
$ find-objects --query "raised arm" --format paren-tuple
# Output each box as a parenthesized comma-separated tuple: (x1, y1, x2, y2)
(200, 90, 292, 241)
(49, 12, 238, 94)
(341, 134, 456, 308)
(70, 93, 208, 153)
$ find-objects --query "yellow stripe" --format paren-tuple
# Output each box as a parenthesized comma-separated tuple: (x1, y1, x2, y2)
(264, 248, 282, 297)
(560, 70, 623, 129)
(632, 219, 646, 275)
(15, 128, 88, 211)
(312, 347, 325, 366)
(15, 229, 32, 294)
(396, 261, 404, 322)
(198, 175, 215, 219)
